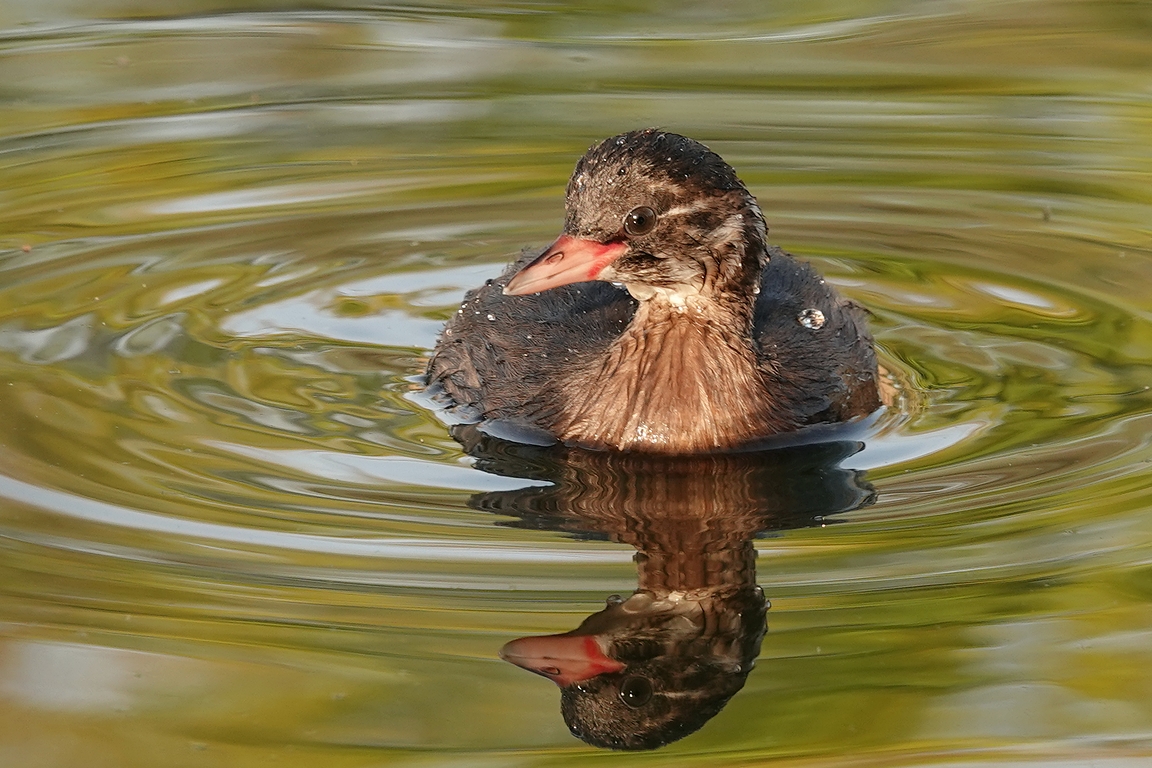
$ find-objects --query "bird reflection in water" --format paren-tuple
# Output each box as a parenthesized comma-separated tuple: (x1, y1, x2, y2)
(456, 425, 875, 750)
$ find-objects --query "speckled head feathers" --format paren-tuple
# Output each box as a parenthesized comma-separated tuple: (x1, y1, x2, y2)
(568, 129, 747, 199)
(560, 129, 769, 301)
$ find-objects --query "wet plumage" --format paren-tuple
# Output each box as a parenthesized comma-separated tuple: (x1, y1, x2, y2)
(427, 129, 880, 453)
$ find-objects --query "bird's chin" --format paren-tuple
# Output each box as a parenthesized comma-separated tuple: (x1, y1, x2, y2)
(621, 282, 704, 308)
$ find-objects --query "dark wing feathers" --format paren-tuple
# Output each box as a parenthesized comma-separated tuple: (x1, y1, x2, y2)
(752, 247, 880, 424)
(427, 248, 636, 420)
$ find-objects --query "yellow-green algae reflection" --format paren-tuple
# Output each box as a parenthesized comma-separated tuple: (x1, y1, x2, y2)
(2, 1, 1152, 766)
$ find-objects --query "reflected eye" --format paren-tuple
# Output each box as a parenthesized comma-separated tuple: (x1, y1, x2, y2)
(618, 676, 653, 708)
(623, 206, 657, 236)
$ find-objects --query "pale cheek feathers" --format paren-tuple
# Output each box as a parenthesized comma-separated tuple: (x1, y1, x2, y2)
(710, 214, 757, 280)
(709, 213, 747, 249)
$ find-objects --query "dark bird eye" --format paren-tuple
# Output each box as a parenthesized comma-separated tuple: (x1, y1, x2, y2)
(623, 206, 657, 236)
(618, 676, 653, 708)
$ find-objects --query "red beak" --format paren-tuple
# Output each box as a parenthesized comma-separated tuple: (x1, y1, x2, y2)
(503, 235, 628, 296)
(500, 633, 625, 687)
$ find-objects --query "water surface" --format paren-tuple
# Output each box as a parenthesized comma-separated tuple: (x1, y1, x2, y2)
(2, 2, 1152, 766)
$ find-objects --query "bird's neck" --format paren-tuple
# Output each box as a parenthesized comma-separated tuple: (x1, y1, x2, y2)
(635, 538, 758, 595)
(553, 293, 790, 452)
(621, 247, 764, 321)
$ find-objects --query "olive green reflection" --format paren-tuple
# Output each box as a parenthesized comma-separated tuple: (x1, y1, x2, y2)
(458, 428, 873, 750)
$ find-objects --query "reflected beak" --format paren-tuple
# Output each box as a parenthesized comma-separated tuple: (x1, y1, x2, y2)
(503, 235, 628, 296)
(500, 633, 625, 687)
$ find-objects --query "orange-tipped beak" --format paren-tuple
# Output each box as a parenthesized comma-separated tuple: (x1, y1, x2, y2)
(500, 633, 625, 687)
(503, 235, 628, 296)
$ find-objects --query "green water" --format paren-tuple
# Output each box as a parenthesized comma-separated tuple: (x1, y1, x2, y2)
(2, 1, 1152, 765)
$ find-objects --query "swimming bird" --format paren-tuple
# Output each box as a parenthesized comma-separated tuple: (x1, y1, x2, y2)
(427, 129, 880, 453)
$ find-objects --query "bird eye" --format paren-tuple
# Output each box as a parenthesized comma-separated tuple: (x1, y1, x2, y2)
(618, 676, 653, 708)
(623, 206, 657, 236)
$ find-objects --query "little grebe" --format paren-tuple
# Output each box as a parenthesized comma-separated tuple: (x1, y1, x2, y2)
(427, 129, 880, 453)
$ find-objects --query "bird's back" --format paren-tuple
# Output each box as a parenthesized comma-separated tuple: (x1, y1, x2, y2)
(751, 246, 881, 426)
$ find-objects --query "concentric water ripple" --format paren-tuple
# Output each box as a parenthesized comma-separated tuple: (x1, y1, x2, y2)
(2, 3, 1152, 766)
